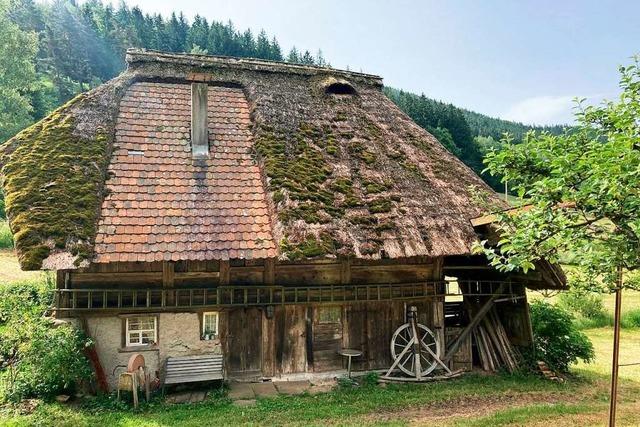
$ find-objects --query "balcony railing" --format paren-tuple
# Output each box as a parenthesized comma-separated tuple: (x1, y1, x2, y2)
(53, 280, 522, 314)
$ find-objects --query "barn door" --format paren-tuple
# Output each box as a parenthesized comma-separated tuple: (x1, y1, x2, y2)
(311, 306, 343, 371)
(226, 307, 262, 378)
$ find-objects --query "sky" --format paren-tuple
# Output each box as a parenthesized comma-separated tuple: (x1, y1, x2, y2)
(102, 0, 640, 125)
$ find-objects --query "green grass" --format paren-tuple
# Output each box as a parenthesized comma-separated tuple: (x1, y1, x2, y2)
(0, 221, 13, 249)
(0, 250, 41, 285)
(454, 403, 598, 427)
(0, 374, 576, 427)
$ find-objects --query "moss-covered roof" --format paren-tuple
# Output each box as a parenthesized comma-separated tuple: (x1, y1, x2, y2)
(1, 49, 505, 270)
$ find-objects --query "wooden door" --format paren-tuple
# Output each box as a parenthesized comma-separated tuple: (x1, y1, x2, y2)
(311, 306, 343, 371)
(226, 307, 262, 377)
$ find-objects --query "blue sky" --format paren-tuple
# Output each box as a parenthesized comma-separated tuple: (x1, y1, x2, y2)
(104, 0, 640, 125)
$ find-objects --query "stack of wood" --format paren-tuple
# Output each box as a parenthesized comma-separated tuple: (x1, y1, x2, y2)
(537, 361, 565, 382)
(472, 307, 520, 372)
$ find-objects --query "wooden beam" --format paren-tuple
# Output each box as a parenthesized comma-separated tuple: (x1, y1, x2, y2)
(219, 260, 230, 285)
(340, 259, 351, 285)
(442, 284, 505, 363)
(162, 262, 175, 287)
(264, 259, 275, 285)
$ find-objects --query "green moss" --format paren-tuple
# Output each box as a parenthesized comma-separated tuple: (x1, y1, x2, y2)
(348, 215, 376, 226)
(273, 190, 285, 204)
(280, 233, 338, 260)
(400, 161, 426, 179)
(368, 198, 393, 214)
(330, 178, 353, 194)
(348, 141, 376, 165)
(363, 180, 389, 194)
(1, 95, 110, 269)
(255, 123, 339, 224)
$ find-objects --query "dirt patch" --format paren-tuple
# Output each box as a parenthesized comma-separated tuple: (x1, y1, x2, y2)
(363, 391, 577, 425)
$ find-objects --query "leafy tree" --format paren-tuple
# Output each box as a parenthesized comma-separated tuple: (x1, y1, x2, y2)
(477, 57, 640, 291)
(0, 0, 38, 143)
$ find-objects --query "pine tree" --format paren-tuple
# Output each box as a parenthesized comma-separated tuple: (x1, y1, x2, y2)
(187, 14, 209, 52)
(287, 46, 300, 63)
(270, 36, 282, 61)
(255, 29, 270, 59)
(315, 49, 326, 67)
(240, 29, 255, 57)
(300, 50, 314, 65)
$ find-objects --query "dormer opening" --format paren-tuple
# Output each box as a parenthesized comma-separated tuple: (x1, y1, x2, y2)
(325, 81, 356, 95)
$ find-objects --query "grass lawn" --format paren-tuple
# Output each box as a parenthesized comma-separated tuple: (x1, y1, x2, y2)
(0, 250, 40, 285)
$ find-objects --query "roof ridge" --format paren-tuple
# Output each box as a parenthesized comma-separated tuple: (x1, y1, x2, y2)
(125, 48, 383, 84)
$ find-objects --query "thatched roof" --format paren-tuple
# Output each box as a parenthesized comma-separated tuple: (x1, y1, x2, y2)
(1, 49, 506, 270)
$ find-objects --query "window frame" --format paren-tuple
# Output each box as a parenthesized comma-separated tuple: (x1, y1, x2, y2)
(125, 316, 158, 347)
(201, 311, 219, 340)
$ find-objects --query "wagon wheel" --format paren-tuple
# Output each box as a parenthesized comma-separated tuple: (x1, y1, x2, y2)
(390, 322, 441, 377)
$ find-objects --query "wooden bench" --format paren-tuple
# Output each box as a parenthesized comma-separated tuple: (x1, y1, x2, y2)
(163, 354, 224, 391)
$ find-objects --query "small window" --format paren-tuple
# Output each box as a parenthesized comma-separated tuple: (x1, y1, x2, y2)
(202, 312, 219, 340)
(317, 306, 341, 324)
(126, 316, 157, 347)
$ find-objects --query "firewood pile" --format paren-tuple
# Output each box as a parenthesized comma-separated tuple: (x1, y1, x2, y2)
(472, 307, 520, 372)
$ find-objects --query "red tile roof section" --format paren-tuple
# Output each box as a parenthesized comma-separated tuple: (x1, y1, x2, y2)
(93, 82, 277, 263)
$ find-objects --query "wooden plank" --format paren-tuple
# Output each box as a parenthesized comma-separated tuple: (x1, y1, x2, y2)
(264, 259, 275, 285)
(340, 259, 351, 284)
(71, 272, 162, 284)
(162, 262, 175, 287)
(174, 271, 220, 280)
(443, 284, 505, 364)
(219, 260, 230, 286)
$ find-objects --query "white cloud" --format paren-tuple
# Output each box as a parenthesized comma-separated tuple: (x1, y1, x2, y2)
(502, 95, 578, 126)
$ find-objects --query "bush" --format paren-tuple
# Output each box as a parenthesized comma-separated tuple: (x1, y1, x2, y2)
(557, 287, 606, 319)
(622, 309, 640, 329)
(0, 220, 13, 249)
(0, 279, 93, 402)
(528, 301, 594, 373)
(557, 287, 613, 329)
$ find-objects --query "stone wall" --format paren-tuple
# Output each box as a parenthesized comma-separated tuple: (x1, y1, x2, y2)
(83, 312, 221, 390)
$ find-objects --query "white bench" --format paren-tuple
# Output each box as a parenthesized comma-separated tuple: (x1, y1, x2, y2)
(163, 354, 224, 391)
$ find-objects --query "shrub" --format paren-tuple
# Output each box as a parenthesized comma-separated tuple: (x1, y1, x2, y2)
(557, 287, 606, 319)
(528, 301, 594, 373)
(557, 286, 613, 329)
(0, 220, 13, 249)
(621, 309, 640, 329)
(0, 278, 93, 402)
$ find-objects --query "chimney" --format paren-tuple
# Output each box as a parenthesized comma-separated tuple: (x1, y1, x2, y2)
(191, 83, 208, 158)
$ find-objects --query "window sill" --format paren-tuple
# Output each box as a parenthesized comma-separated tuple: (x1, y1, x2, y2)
(118, 345, 159, 353)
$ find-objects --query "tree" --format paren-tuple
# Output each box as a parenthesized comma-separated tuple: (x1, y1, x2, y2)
(255, 29, 270, 59)
(270, 36, 282, 61)
(300, 49, 314, 65)
(287, 46, 300, 63)
(0, 0, 38, 143)
(477, 57, 640, 292)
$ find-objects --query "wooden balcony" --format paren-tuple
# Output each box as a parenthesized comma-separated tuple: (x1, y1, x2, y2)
(53, 281, 523, 314)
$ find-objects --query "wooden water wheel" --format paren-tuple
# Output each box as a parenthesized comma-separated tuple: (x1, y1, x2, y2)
(382, 306, 454, 382)
(390, 321, 440, 377)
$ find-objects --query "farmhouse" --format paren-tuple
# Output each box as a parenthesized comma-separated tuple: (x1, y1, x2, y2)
(1, 49, 564, 389)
